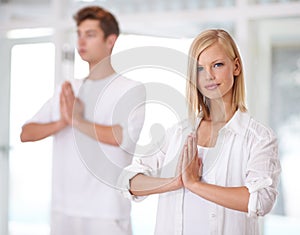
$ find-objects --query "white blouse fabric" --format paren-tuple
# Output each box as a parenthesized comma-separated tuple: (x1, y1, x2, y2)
(183, 146, 214, 235)
(118, 110, 281, 235)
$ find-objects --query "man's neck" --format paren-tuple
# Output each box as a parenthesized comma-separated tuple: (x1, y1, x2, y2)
(88, 58, 115, 80)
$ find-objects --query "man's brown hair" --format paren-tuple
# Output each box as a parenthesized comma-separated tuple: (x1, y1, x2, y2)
(73, 6, 120, 38)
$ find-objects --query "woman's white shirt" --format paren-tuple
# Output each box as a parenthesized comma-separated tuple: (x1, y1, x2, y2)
(183, 146, 214, 235)
(118, 110, 281, 235)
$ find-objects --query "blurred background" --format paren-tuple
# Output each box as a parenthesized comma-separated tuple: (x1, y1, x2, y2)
(0, 0, 300, 234)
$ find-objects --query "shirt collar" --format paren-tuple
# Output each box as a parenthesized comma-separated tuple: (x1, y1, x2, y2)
(222, 110, 251, 136)
(195, 109, 251, 137)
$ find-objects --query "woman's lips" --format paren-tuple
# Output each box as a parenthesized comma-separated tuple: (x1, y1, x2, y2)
(205, 83, 219, 90)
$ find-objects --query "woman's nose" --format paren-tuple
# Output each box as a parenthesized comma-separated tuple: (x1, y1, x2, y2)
(204, 68, 214, 80)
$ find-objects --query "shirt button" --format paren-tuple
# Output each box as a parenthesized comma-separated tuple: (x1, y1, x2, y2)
(210, 213, 216, 218)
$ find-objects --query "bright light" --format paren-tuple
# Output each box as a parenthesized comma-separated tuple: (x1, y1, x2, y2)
(74, 0, 99, 2)
(6, 28, 53, 39)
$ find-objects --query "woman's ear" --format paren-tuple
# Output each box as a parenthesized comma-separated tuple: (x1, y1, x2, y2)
(233, 58, 241, 76)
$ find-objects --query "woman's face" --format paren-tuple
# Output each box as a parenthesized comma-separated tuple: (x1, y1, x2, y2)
(197, 42, 240, 102)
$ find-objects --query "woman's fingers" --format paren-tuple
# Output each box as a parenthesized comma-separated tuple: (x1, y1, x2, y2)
(197, 157, 202, 178)
(182, 145, 188, 171)
(187, 136, 193, 162)
(176, 144, 185, 175)
(187, 134, 197, 161)
(192, 133, 197, 158)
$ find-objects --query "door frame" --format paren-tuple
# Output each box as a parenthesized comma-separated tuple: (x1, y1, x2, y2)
(0, 33, 53, 235)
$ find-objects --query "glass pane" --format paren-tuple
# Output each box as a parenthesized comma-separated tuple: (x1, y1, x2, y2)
(72, 0, 235, 13)
(264, 44, 300, 234)
(114, 35, 191, 235)
(9, 42, 55, 235)
(73, 34, 192, 235)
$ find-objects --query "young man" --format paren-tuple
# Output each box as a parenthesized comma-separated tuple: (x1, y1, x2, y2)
(20, 6, 145, 235)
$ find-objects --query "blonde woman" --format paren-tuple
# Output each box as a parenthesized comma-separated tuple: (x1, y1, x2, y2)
(119, 29, 281, 235)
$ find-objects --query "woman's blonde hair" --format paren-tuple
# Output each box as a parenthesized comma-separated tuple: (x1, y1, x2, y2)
(186, 29, 247, 124)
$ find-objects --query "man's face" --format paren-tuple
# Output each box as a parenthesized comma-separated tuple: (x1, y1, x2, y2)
(77, 19, 113, 68)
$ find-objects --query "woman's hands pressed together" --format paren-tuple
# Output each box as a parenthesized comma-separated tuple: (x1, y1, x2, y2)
(178, 134, 203, 190)
(177, 133, 250, 212)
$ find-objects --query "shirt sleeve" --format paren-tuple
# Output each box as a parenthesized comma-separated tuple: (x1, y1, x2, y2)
(118, 126, 174, 202)
(120, 83, 146, 153)
(117, 148, 166, 202)
(26, 84, 62, 124)
(245, 127, 281, 217)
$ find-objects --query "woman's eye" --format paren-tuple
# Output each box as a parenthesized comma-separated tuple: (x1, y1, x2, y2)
(214, 62, 223, 68)
(197, 66, 204, 72)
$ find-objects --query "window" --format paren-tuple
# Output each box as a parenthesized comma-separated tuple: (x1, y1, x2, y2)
(9, 42, 55, 235)
(74, 34, 193, 234)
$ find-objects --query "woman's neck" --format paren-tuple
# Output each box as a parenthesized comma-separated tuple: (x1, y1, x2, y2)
(208, 99, 235, 124)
